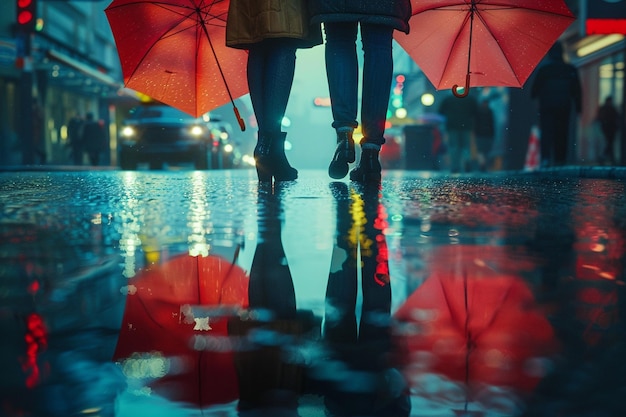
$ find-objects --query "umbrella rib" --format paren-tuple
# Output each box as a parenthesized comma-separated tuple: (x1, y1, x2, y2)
(471, 3, 575, 86)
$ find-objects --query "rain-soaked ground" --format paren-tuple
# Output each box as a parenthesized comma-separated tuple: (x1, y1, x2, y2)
(1, 168, 625, 417)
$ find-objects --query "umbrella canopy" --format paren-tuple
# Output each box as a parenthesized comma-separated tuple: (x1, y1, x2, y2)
(394, 245, 558, 395)
(113, 253, 248, 408)
(105, 0, 248, 128)
(395, 0, 575, 97)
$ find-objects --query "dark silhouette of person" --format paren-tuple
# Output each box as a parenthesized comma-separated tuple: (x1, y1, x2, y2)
(531, 41, 582, 167)
(473, 98, 495, 171)
(81, 112, 106, 166)
(596, 96, 620, 165)
(67, 113, 84, 165)
(438, 90, 478, 173)
(228, 185, 318, 416)
(314, 182, 410, 417)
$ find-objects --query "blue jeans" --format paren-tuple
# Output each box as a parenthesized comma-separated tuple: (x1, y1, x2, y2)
(324, 22, 394, 146)
(247, 39, 298, 135)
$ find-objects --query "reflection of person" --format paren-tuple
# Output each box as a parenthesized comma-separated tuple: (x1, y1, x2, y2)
(226, 1, 322, 182)
(228, 186, 318, 415)
(474, 98, 495, 171)
(315, 183, 410, 417)
(82, 113, 106, 166)
(438, 91, 478, 173)
(531, 41, 582, 167)
(67, 113, 84, 165)
(596, 96, 620, 165)
(309, 2, 411, 182)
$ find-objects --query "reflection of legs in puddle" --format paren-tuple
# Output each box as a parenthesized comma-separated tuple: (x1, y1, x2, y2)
(229, 186, 306, 416)
(323, 183, 410, 417)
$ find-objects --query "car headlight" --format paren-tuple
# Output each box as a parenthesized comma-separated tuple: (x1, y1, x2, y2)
(189, 125, 205, 137)
(121, 126, 136, 138)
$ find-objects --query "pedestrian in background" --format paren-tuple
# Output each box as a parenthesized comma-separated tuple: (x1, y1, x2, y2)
(596, 96, 620, 165)
(67, 113, 84, 165)
(309, 0, 412, 183)
(226, 0, 322, 182)
(438, 90, 478, 173)
(531, 41, 582, 167)
(82, 112, 106, 166)
(474, 98, 495, 171)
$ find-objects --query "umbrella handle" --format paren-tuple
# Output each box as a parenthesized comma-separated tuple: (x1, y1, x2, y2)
(452, 73, 471, 98)
(233, 106, 246, 131)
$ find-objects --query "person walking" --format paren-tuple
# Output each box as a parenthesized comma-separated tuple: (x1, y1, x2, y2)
(474, 98, 495, 171)
(67, 113, 84, 165)
(531, 41, 582, 167)
(226, 0, 322, 182)
(438, 90, 478, 173)
(82, 112, 106, 166)
(309, 1, 412, 182)
(596, 96, 620, 165)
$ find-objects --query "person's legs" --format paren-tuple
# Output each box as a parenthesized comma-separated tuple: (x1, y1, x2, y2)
(325, 22, 359, 179)
(360, 24, 393, 148)
(553, 107, 570, 166)
(349, 24, 393, 183)
(247, 39, 298, 181)
(539, 109, 557, 167)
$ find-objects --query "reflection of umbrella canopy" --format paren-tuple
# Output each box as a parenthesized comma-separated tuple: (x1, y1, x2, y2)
(113, 253, 248, 408)
(395, 0, 575, 96)
(394, 245, 557, 395)
(105, 0, 248, 127)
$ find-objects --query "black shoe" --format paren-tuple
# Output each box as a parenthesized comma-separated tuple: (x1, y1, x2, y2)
(349, 148, 381, 183)
(328, 130, 355, 179)
(254, 132, 298, 182)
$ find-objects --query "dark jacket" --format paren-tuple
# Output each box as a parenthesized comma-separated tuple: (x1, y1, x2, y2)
(531, 44, 582, 113)
(309, 0, 412, 34)
(226, 0, 322, 49)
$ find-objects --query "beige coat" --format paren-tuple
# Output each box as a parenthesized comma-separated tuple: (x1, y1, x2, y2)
(226, 0, 322, 49)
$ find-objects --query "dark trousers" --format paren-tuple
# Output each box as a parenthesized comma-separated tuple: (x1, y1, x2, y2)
(247, 39, 298, 135)
(324, 22, 394, 146)
(539, 106, 572, 166)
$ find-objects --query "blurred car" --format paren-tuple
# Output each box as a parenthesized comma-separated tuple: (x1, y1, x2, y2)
(118, 105, 212, 170)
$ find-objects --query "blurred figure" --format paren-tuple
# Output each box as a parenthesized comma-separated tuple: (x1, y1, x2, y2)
(32, 99, 46, 164)
(438, 91, 478, 173)
(315, 183, 410, 417)
(66, 113, 84, 165)
(596, 96, 620, 165)
(228, 185, 318, 416)
(81, 113, 107, 166)
(473, 98, 495, 171)
(531, 41, 582, 167)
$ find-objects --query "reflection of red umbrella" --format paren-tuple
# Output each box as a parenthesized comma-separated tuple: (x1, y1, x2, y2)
(394, 245, 557, 395)
(113, 253, 248, 408)
(105, 0, 247, 128)
(395, 1, 575, 96)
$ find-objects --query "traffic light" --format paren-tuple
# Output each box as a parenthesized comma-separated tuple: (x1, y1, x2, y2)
(16, 0, 37, 32)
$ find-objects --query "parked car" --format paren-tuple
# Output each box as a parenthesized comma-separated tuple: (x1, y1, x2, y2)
(118, 105, 213, 170)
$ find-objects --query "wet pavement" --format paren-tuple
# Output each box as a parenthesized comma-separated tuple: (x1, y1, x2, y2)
(1, 167, 625, 417)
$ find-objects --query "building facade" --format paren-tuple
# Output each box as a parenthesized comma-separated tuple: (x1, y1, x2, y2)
(0, 0, 135, 166)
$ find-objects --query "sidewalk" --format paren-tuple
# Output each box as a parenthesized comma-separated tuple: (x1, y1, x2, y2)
(1, 164, 626, 179)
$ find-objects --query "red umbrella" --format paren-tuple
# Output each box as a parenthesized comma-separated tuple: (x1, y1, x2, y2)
(395, 0, 575, 97)
(394, 245, 558, 397)
(113, 253, 248, 408)
(105, 0, 247, 128)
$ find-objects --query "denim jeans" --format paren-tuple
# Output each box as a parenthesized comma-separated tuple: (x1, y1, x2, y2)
(247, 38, 298, 135)
(324, 22, 394, 146)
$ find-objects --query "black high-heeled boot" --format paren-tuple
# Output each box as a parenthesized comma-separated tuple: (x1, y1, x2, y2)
(254, 132, 298, 182)
(328, 129, 355, 179)
(349, 148, 381, 183)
